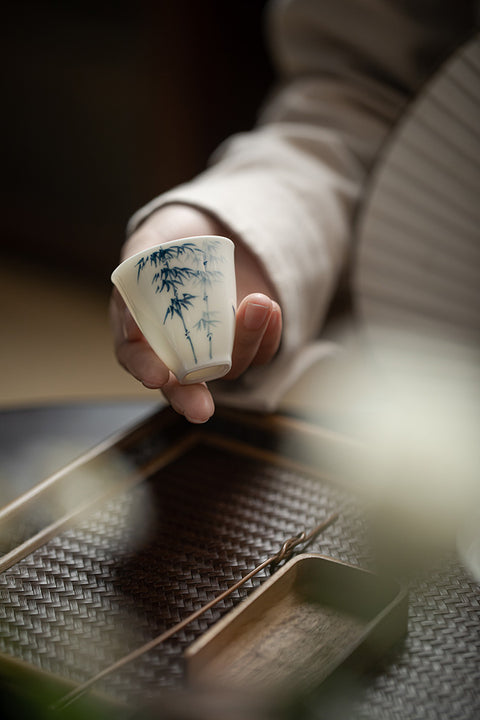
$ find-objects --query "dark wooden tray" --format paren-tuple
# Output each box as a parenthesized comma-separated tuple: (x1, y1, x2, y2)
(186, 552, 407, 702)
(0, 405, 363, 572)
(1, 405, 478, 720)
(0, 405, 374, 714)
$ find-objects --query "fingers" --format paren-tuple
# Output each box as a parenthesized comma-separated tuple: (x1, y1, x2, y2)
(226, 293, 282, 379)
(110, 289, 215, 423)
(161, 373, 215, 424)
(111, 289, 170, 388)
(116, 337, 171, 389)
(111, 288, 282, 422)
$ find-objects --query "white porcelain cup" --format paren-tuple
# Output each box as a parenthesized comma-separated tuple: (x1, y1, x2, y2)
(111, 236, 236, 384)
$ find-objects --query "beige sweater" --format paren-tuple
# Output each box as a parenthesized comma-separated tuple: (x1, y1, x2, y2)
(128, 0, 478, 410)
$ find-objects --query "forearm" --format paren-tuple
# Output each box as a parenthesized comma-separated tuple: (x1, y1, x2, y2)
(127, 0, 475, 356)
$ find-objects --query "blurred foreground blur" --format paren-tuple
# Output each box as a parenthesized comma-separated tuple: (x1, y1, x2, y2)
(318, 321, 480, 578)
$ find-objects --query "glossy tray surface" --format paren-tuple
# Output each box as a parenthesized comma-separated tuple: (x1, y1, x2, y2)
(187, 553, 408, 697)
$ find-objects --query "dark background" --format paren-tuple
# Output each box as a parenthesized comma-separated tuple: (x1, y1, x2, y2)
(1, 0, 274, 288)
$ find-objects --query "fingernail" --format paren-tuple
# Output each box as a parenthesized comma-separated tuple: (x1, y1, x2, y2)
(185, 404, 213, 423)
(244, 301, 270, 330)
(142, 380, 161, 389)
(184, 395, 214, 424)
(185, 413, 211, 424)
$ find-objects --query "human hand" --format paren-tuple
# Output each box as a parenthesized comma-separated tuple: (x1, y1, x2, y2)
(110, 204, 282, 422)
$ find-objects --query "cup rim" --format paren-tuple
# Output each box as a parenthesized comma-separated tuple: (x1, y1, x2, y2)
(111, 235, 234, 282)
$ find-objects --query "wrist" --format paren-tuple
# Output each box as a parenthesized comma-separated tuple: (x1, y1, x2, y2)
(122, 202, 279, 306)
(122, 204, 227, 259)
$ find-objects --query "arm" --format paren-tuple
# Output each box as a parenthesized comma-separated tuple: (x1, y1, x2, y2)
(112, 0, 474, 418)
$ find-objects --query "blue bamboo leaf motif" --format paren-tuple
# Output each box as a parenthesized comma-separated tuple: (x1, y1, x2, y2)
(164, 293, 196, 322)
(135, 241, 227, 366)
(191, 239, 225, 359)
(135, 244, 202, 365)
(194, 314, 221, 330)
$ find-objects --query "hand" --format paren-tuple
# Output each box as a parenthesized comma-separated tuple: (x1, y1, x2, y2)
(110, 204, 282, 422)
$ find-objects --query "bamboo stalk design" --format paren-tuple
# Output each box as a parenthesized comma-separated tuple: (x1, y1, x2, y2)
(193, 239, 224, 360)
(136, 243, 199, 363)
(135, 240, 225, 366)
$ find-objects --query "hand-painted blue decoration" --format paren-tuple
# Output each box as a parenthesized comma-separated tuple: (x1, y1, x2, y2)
(135, 240, 226, 364)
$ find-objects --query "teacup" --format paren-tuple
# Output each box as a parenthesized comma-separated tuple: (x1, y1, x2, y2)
(111, 236, 236, 384)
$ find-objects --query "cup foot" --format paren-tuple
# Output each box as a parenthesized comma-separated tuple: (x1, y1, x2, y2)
(180, 362, 231, 385)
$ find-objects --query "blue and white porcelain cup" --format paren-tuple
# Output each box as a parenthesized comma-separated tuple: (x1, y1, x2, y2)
(112, 236, 236, 384)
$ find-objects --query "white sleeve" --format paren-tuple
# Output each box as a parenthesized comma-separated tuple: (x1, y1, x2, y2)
(127, 0, 474, 410)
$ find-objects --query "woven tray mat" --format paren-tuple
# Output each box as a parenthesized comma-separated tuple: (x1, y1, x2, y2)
(0, 413, 479, 719)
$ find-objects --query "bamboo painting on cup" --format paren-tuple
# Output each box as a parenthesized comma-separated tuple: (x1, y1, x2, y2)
(112, 236, 236, 384)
